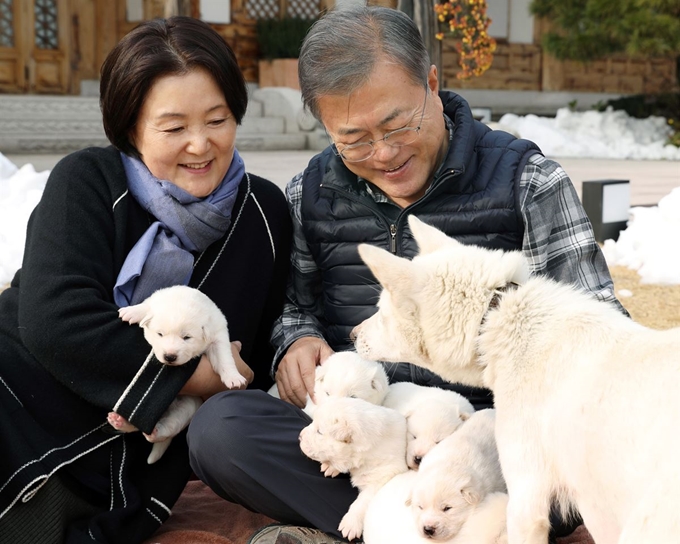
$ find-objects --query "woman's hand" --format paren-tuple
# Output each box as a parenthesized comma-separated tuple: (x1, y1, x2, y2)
(180, 341, 253, 401)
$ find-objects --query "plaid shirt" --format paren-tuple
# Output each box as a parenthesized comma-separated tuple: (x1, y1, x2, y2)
(269, 151, 624, 374)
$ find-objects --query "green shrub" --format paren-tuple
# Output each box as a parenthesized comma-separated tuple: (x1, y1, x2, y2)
(256, 17, 316, 59)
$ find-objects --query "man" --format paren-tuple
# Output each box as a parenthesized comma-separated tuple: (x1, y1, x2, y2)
(188, 6, 623, 543)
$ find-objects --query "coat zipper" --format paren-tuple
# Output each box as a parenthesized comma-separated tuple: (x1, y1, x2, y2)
(321, 168, 461, 255)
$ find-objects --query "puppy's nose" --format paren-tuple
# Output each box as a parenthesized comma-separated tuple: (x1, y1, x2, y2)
(164, 353, 178, 364)
(413, 455, 422, 466)
(423, 525, 436, 537)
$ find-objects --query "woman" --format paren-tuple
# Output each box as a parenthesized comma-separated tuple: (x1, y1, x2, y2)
(0, 16, 291, 544)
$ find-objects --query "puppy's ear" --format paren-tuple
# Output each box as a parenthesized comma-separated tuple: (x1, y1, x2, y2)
(139, 314, 153, 328)
(459, 473, 482, 506)
(459, 409, 471, 422)
(329, 418, 353, 444)
(408, 215, 459, 255)
(357, 244, 414, 295)
(370, 366, 387, 392)
(405, 493, 412, 507)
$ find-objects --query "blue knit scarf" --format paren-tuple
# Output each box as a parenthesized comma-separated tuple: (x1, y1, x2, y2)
(113, 150, 245, 307)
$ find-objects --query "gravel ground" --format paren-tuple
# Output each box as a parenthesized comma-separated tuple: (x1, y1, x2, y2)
(609, 265, 680, 330)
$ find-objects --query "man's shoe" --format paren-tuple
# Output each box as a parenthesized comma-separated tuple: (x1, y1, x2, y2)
(247, 523, 354, 544)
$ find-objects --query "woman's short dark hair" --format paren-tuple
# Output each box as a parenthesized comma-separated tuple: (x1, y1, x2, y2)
(100, 16, 247, 157)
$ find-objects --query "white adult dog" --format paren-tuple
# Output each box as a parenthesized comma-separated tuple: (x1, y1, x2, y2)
(352, 215, 680, 544)
(383, 382, 474, 469)
(363, 470, 508, 544)
(299, 397, 408, 541)
(109, 285, 246, 463)
(408, 409, 506, 541)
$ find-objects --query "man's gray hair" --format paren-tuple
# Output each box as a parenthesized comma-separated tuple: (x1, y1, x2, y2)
(298, 6, 431, 120)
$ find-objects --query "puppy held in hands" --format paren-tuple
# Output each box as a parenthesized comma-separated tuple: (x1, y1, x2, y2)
(409, 409, 506, 541)
(299, 397, 408, 541)
(109, 285, 246, 463)
(383, 382, 474, 469)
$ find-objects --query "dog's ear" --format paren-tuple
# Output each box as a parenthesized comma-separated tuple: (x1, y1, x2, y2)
(357, 244, 415, 295)
(329, 418, 353, 444)
(408, 215, 459, 255)
(405, 492, 412, 507)
(459, 409, 472, 422)
(370, 366, 388, 392)
(459, 473, 482, 506)
(139, 314, 153, 328)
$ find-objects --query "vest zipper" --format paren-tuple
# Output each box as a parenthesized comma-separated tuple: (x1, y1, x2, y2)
(320, 185, 397, 253)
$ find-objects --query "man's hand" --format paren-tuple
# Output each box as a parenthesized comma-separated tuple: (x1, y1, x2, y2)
(276, 337, 333, 407)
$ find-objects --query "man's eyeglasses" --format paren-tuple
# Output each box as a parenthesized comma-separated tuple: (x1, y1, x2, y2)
(330, 86, 429, 163)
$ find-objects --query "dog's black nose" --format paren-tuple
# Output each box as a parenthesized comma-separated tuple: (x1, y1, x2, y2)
(414, 455, 422, 466)
(423, 526, 436, 537)
(164, 353, 177, 363)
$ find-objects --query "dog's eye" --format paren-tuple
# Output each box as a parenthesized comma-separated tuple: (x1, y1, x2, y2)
(157, 332, 163, 337)
(349, 394, 357, 399)
(183, 335, 192, 341)
(442, 506, 451, 512)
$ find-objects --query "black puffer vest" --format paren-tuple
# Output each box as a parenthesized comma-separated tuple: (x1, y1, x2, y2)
(300, 91, 540, 407)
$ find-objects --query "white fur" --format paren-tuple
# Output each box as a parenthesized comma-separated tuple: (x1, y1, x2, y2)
(410, 409, 506, 541)
(364, 470, 508, 544)
(353, 215, 680, 544)
(299, 397, 408, 541)
(117, 285, 245, 463)
(303, 351, 389, 417)
(383, 382, 474, 469)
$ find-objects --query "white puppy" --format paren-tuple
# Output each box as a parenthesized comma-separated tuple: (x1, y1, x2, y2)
(409, 409, 506, 541)
(110, 285, 246, 463)
(268, 352, 389, 416)
(303, 351, 389, 417)
(383, 382, 474, 469)
(353, 215, 680, 544)
(363, 470, 508, 544)
(299, 397, 408, 541)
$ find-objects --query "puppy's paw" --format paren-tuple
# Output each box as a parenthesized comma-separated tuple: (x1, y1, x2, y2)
(339, 509, 364, 541)
(320, 462, 341, 478)
(220, 371, 248, 390)
(147, 438, 172, 464)
(107, 412, 138, 433)
(118, 304, 146, 324)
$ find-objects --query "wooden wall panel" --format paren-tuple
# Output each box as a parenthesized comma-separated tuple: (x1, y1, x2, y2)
(542, 53, 677, 95)
(442, 41, 542, 91)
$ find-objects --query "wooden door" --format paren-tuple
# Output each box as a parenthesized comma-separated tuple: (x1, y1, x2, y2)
(0, 0, 70, 94)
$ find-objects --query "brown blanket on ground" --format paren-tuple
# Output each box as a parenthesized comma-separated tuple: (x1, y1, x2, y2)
(143, 480, 595, 544)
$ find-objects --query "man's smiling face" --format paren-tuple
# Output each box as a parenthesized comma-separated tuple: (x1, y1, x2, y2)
(318, 59, 448, 208)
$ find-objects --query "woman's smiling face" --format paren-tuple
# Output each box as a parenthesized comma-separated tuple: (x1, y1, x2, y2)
(318, 59, 448, 208)
(132, 67, 237, 198)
